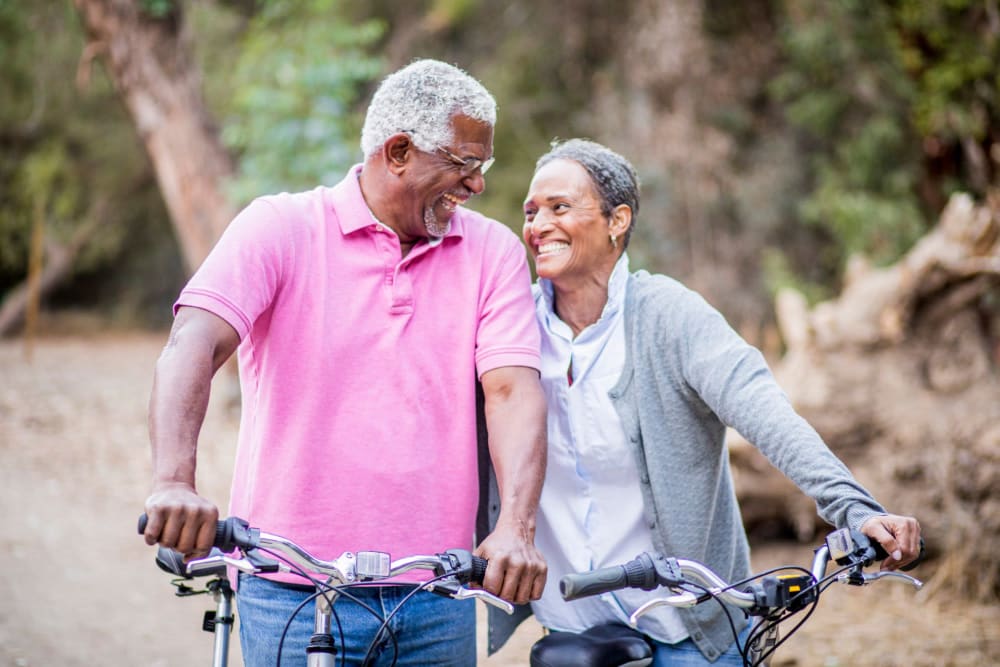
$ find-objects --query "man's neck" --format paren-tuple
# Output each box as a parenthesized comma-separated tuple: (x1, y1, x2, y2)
(358, 166, 421, 257)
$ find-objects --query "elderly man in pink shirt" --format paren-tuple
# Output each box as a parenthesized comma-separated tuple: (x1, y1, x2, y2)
(141, 59, 547, 666)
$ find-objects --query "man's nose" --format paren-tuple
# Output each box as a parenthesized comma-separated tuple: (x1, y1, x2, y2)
(463, 170, 486, 195)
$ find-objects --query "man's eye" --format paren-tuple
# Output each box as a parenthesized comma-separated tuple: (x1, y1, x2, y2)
(554, 203, 569, 211)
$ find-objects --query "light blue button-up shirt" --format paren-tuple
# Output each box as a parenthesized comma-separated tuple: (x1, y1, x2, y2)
(530, 253, 687, 643)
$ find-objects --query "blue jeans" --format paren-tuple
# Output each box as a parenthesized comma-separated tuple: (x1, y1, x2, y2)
(651, 623, 751, 666)
(236, 575, 476, 667)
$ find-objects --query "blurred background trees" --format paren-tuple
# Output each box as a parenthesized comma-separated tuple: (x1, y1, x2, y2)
(1, 0, 998, 607)
(1, 0, 997, 341)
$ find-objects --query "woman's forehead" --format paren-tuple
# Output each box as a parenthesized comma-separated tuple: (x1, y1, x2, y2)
(527, 159, 597, 200)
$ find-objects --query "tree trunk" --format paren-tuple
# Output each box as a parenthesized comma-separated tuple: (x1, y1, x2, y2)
(72, 0, 235, 273)
(0, 210, 107, 337)
(731, 192, 1000, 602)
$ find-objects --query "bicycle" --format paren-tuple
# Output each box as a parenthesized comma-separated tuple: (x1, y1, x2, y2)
(529, 527, 925, 667)
(137, 514, 513, 667)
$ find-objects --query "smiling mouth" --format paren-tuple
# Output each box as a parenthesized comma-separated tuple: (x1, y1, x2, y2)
(537, 242, 570, 256)
(441, 193, 466, 211)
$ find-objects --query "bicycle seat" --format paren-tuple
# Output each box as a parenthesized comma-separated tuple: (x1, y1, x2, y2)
(529, 622, 654, 667)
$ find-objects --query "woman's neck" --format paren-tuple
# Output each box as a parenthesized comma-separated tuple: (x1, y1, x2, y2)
(552, 272, 612, 338)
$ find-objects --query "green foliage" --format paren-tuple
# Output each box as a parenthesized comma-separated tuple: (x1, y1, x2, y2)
(771, 0, 998, 285)
(772, 0, 926, 270)
(138, 0, 176, 19)
(893, 0, 1000, 143)
(220, 0, 384, 203)
(0, 2, 178, 318)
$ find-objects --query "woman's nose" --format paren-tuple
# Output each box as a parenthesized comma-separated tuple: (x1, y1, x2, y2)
(527, 211, 554, 234)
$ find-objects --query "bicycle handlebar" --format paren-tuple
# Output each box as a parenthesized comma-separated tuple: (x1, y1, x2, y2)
(560, 528, 924, 613)
(138, 513, 506, 612)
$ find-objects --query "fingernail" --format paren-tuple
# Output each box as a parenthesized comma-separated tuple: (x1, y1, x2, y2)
(892, 550, 902, 561)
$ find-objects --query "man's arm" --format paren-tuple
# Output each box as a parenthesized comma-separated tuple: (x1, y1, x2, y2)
(142, 306, 240, 558)
(475, 365, 548, 605)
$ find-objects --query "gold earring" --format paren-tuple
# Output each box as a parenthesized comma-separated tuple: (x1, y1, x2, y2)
(610, 234, 618, 250)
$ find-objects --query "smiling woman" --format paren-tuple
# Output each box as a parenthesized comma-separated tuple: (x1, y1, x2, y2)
(523, 159, 623, 302)
(522, 142, 636, 336)
(499, 138, 924, 665)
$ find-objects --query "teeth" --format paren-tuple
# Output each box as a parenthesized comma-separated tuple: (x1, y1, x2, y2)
(442, 193, 464, 208)
(538, 242, 569, 255)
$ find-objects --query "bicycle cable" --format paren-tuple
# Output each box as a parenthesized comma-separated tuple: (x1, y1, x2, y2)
(697, 563, 816, 667)
(358, 569, 461, 667)
(251, 546, 396, 667)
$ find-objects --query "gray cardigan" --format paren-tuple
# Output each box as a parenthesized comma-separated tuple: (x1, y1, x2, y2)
(483, 270, 886, 660)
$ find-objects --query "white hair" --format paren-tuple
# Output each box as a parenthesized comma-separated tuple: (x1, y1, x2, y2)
(360, 59, 497, 157)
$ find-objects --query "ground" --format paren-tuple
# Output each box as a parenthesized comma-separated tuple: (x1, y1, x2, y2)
(1, 334, 997, 666)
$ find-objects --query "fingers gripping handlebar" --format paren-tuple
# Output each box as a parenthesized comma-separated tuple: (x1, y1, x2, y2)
(830, 529, 925, 572)
(138, 514, 260, 552)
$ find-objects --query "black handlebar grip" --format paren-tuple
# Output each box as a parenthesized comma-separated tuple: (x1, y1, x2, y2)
(213, 516, 257, 552)
(560, 564, 631, 601)
(470, 556, 488, 585)
(560, 553, 660, 601)
(138, 513, 148, 535)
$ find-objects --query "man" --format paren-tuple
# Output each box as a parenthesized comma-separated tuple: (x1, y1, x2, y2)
(141, 59, 548, 666)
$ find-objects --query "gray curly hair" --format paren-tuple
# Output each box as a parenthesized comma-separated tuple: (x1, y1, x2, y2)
(535, 138, 640, 248)
(360, 59, 497, 158)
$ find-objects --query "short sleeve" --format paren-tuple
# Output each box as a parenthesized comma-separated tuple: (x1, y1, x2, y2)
(174, 198, 291, 339)
(474, 231, 541, 376)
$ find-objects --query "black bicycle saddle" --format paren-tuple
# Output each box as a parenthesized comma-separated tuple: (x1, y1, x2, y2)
(529, 622, 654, 667)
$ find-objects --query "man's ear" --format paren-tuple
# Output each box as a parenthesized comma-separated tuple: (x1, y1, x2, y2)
(384, 133, 413, 175)
(610, 204, 633, 239)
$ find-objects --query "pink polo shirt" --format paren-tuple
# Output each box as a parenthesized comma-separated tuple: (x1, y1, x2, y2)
(176, 165, 540, 582)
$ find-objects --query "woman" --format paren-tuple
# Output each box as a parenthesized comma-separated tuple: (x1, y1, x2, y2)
(517, 139, 921, 665)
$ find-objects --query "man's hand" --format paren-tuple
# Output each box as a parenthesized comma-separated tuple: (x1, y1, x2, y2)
(474, 518, 547, 605)
(861, 513, 921, 571)
(143, 482, 219, 559)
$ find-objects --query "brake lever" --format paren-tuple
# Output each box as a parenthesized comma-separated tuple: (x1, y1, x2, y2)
(184, 548, 282, 577)
(836, 570, 923, 589)
(422, 578, 515, 615)
(185, 553, 258, 576)
(628, 591, 699, 625)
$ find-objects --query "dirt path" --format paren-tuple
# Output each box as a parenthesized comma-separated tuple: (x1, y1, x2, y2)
(1, 334, 996, 666)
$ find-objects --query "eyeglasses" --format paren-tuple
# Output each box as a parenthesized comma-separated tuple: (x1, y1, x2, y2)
(434, 145, 495, 177)
(404, 130, 495, 177)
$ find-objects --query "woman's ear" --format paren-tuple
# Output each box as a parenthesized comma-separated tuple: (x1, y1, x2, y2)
(609, 204, 633, 240)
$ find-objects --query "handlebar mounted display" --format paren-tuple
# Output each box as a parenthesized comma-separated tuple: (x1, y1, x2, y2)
(749, 574, 817, 615)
